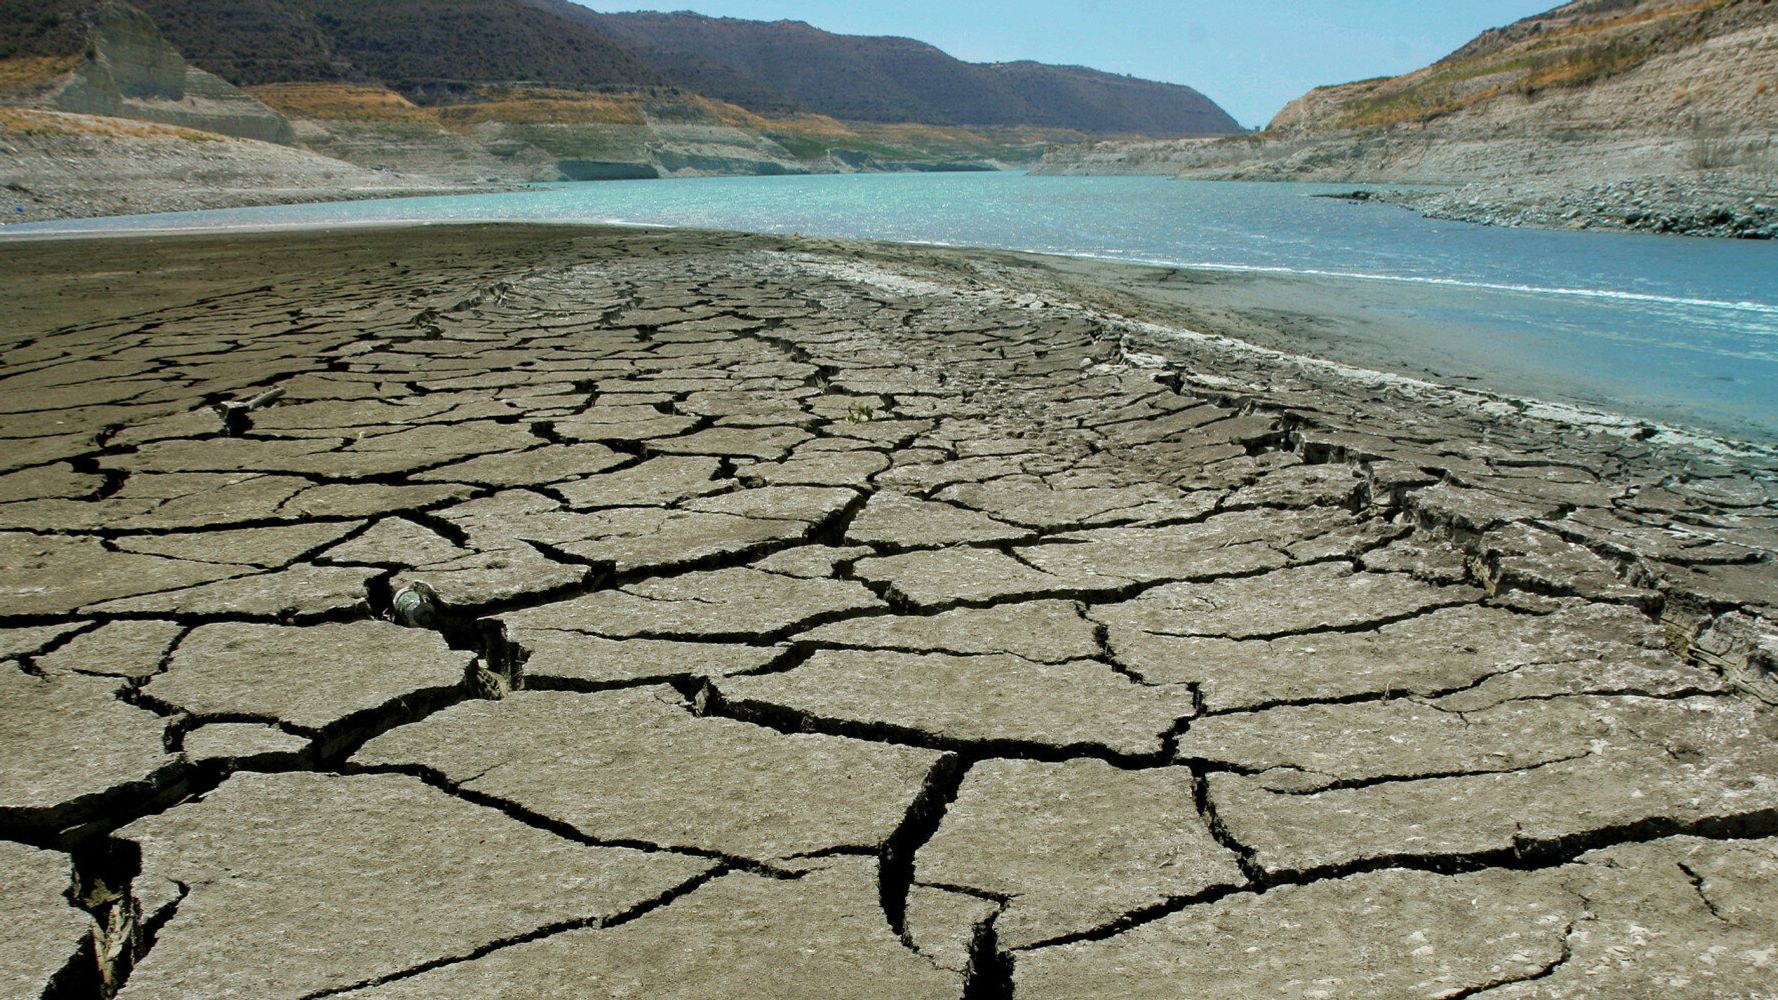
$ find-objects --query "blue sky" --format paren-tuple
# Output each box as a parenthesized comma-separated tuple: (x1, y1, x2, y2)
(572, 1, 1558, 128)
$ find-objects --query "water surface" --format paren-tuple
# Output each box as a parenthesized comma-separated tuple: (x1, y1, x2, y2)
(8, 173, 1775, 441)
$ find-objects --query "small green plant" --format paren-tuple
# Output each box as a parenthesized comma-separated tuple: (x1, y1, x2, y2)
(843, 402, 876, 424)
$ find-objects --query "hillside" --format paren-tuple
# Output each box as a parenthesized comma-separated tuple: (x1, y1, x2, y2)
(129, 0, 669, 101)
(0, 1, 295, 143)
(50, 0, 1241, 137)
(531, 4, 1242, 135)
(3, 0, 1189, 223)
(1266, 0, 1778, 137)
(1035, 0, 1778, 238)
(1, 0, 1250, 223)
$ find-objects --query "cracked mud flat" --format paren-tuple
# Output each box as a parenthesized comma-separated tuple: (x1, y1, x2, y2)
(1, 223, 1776, 1000)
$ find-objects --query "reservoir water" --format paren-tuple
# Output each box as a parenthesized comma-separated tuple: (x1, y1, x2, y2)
(7, 172, 1776, 443)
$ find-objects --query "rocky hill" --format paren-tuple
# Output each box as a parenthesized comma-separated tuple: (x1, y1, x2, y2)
(26, 0, 1238, 137)
(1035, 0, 1778, 238)
(129, 0, 669, 102)
(532, 4, 1242, 135)
(1, 0, 1247, 221)
(1, 1, 294, 143)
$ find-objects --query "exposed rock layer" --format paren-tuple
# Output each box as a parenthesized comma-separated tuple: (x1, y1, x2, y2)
(1035, 0, 1778, 239)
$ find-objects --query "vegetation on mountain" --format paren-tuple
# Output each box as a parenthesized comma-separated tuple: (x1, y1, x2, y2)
(129, 0, 668, 98)
(0, 0, 104, 61)
(535, 4, 1240, 134)
(1271, 0, 1767, 132)
(1, 0, 1238, 136)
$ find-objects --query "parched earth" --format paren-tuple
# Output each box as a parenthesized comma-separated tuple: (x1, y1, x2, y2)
(2, 225, 1776, 999)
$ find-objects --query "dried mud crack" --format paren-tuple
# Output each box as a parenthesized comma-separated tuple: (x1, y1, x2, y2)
(1, 224, 1775, 999)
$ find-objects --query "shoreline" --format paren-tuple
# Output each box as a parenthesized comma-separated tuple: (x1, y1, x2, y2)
(3, 217, 1774, 450)
(2, 220, 1770, 657)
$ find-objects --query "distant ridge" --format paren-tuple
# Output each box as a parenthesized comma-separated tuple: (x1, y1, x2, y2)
(7, 0, 1241, 136)
(531, 4, 1242, 135)
(1033, 0, 1778, 239)
(128, 0, 669, 101)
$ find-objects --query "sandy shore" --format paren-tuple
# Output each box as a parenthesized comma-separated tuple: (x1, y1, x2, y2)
(2, 224, 1775, 998)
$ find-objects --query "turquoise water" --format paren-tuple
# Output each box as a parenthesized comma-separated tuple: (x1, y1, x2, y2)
(7, 172, 1776, 441)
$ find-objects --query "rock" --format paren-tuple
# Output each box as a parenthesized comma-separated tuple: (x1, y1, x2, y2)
(334, 860, 962, 1000)
(796, 600, 1101, 662)
(34, 620, 186, 679)
(1015, 865, 1581, 999)
(853, 547, 1122, 608)
(844, 492, 1032, 548)
(1206, 695, 1778, 875)
(410, 443, 628, 486)
(144, 622, 473, 735)
(1093, 562, 1482, 641)
(113, 772, 715, 1000)
(903, 885, 999, 974)
(354, 688, 943, 863)
(1693, 612, 1778, 705)
(1017, 509, 1341, 583)
(498, 567, 882, 640)
(0, 841, 91, 1000)
(0, 533, 247, 616)
(508, 633, 784, 688)
(180, 722, 311, 767)
(915, 759, 1243, 949)
(85, 563, 378, 619)
(1116, 602, 1708, 712)
(716, 650, 1195, 757)
(47, 1, 296, 144)
(0, 624, 84, 663)
(649, 425, 812, 460)
(0, 669, 178, 831)
(109, 522, 360, 569)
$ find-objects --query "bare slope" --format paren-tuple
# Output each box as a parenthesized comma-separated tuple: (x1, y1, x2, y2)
(76, 0, 1243, 136)
(538, 5, 1243, 135)
(1035, 0, 1778, 237)
(0, 108, 474, 222)
(130, 0, 668, 98)
(1268, 0, 1778, 140)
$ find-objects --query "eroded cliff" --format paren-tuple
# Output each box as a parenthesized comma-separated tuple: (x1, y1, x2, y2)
(1036, 0, 1778, 237)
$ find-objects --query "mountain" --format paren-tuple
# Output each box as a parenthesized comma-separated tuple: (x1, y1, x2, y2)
(10, 0, 1241, 136)
(526, 4, 1242, 135)
(2, 0, 1245, 224)
(0, 1, 294, 142)
(1, 0, 1166, 203)
(129, 0, 669, 101)
(1265, 0, 1778, 138)
(1034, 0, 1778, 238)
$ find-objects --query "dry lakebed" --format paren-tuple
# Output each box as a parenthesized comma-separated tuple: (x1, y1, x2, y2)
(1, 223, 1776, 999)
